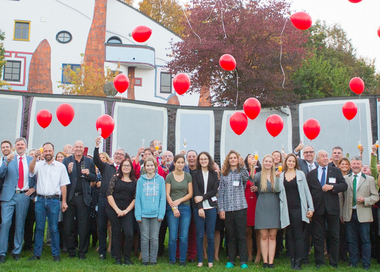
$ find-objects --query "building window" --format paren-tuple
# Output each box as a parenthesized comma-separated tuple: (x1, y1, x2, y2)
(61, 64, 81, 84)
(135, 78, 142, 86)
(160, 72, 172, 93)
(3, 60, 21, 82)
(14, 21, 30, 41)
(56, 31, 72, 44)
(107, 36, 122, 44)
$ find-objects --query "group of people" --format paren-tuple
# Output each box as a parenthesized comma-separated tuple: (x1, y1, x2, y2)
(0, 137, 380, 270)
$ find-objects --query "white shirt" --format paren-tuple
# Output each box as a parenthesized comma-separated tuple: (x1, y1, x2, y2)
(202, 171, 212, 210)
(317, 165, 328, 185)
(17, 155, 29, 190)
(30, 160, 70, 196)
(352, 172, 361, 209)
(307, 162, 316, 172)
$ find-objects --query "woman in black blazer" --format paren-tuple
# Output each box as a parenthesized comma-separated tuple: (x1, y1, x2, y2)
(192, 152, 219, 268)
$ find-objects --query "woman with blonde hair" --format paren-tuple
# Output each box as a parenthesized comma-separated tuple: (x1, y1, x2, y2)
(253, 154, 280, 268)
(218, 150, 250, 269)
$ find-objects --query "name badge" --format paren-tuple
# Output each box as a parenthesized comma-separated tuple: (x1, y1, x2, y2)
(233, 181, 240, 187)
(329, 178, 336, 184)
(211, 196, 217, 202)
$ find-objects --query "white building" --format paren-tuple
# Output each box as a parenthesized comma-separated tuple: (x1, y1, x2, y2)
(0, 0, 200, 105)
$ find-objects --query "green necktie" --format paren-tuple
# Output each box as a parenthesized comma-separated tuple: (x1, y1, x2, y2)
(352, 175, 357, 207)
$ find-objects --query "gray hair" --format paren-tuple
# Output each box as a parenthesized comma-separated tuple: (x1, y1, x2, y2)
(315, 150, 328, 160)
(15, 137, 27, 145)
(304, 145, 314, 151)
(351, 155, 362, 162)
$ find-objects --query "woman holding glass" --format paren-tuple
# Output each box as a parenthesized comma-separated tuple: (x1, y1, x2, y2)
(106, 158, 136, 265)
(166, 154, 193, 266)
(275, 153, 314, 270)
(192, 152, 219, 268)
(253, 154, 280, 268)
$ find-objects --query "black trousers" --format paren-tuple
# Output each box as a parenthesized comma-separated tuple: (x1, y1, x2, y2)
(224, 209, 248, 263)
(63, 195, 90, 255)
(286, 208, 305, 260)
(302, 221, 312, 261)
(23, 199, 35, 250)
(313, 212, 340, 266)
(106, 208, 134, 260)
(158, 215, 167, 255)
(97, 195, 110, 256)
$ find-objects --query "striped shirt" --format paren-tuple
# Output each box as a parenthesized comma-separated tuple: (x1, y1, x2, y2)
(218, 167, 249, 212)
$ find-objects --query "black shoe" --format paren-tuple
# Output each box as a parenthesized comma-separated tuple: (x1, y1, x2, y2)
(68, 252, 76, 258)
(12, 254, 21, 261)
(294, 259, 302, 270)
(0, 256, 5, 263)
(124, 259, 134, 265)
(78, 253, 86, 260)
(142, 262, 149, 266)
(363, 266, 370, 271)
(53, 256, 61, 262)
(99, 254, 106, 260)
(302, 258, 309, 265)
(169, 261, 176, 265)
(263, 263, 269, 268)
(330, 264, 337, 269)
(28, 255, 40, 261)
(316, 263, 323, 269)
(180, 262, 186, 266)
(291, 258, 295, 269)
(188, 259, 195, 263)
(150, 262, 157, 265)
(115, 259, 122, 265)
(268, 264, 274, 268)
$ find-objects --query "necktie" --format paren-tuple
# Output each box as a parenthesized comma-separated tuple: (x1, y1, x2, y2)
(321, 167, 326, 187)
(115, 165, 119, 171)
(309, 164, 313, 172)
(18, 157, 24, 190)
(353, 175, 357, 207)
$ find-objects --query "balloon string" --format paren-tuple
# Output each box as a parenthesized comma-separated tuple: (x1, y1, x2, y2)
(252, 120, 254, 152)
(218, 0, 227, 39)
(279, 18, 288, 89)
(181, 6, 202, 43)
(358, 95, 362, 142)
(235, 69, 239, 109)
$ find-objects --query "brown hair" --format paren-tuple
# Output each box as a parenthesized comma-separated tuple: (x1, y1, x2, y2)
(1, 140, 12, 148)
(196, 151, 215, 171)
(271, 150, 283, 165)
(116, 158, 136, 181)
(55, 151, 67, 161)
(221, 150, 241, 177)
(144, 156, 157, 169)
(283, 153, 300, 172)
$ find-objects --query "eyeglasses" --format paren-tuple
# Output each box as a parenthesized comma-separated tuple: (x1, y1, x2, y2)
(164, 155, 173, 158)
(304, 151, 314, 154)
(114, 152, 125, 156)
(122, 165, 131, 168)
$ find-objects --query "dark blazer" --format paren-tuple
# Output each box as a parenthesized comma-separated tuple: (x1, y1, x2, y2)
(63, 155, 97, 206)
(298, 158, 318, 176)
(93, 147, 117, 196)
(307, 165, 347, 216)
(191, 170, 219, 209)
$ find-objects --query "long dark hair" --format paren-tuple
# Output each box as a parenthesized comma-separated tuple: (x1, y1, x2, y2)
(196, 151, 215, 171)
(244, 154, 262, 173)
(117, 158, 136, 181)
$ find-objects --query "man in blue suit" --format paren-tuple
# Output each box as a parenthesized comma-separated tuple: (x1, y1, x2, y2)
(0, 137, 35, 263)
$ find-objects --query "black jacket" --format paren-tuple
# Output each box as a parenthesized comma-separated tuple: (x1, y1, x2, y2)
(93, 148, 117, 196)
(191, 170, 219, 209)
(307, 165, 347, 216)
(63, 155, 97, 206)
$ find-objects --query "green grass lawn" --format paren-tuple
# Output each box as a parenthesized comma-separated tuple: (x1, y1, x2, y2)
(1, 243, 380, 272)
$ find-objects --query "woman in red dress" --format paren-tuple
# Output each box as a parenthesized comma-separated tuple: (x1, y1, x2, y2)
(244, 154, 261, 263)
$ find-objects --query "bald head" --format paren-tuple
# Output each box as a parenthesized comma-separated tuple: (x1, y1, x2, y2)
(63, 144, 73, 155)
(73, 140, 84, 159)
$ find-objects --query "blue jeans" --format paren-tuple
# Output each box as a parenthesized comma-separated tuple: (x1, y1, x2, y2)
(193, 207, 217, 263)
(166, 203, 191, 262)
(34, 197, 60, 257)
(346, 210, 371, 268)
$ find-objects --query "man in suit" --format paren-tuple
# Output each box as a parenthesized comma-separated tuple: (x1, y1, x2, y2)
(62, 140, 96, 260)
(341, 156, 379, 270)
(0, 138, 35, 263)
(329, 146, 344, 168)
(298, 145, 319, 175)
(307, 150, 347, 268)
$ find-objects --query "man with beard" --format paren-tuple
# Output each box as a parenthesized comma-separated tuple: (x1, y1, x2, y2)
(28, 142, 70, 262)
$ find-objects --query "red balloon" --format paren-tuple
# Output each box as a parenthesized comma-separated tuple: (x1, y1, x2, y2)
(230, 112, 248, 135)
(377, 27, 380, 38)
(290, 12, 312, 31)
(36, 109, 52, 129)
(303, 119, 321, 140)
(219, 54, 236, 71)
(132, 26, 152, 43)
(56, 103, 75, 127)
(349, 77, 365, 95)
(173, 73, 191, 95)
(243, 98, 261, 120)
(342, 101, 358, 120)
(114, 74, 129, 94)
(348, 0, 362, 3)
(96, 115, 115, 139)
(266, 114, 284, 137)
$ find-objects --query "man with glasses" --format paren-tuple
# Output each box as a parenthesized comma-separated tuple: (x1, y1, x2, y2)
(298, 145, 319, 175)
(93, 136, 125, 260)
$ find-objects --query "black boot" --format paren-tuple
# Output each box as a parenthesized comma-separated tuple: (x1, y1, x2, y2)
(293, 258, 302, 270)
(291, 258, 295, 269)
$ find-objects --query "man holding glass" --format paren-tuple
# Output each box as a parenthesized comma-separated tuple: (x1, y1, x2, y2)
(62, 140, 96, 260)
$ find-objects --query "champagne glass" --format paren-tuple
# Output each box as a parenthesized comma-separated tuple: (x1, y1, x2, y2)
(142, 139, 145, 148)
(376, 140, 379, 148)
(183, 138, 187, 150)
(254, 151, 259, 160)
(81, 161, 86, 178)
(358, 141, 363, 150)
(278, 163, 283, 172)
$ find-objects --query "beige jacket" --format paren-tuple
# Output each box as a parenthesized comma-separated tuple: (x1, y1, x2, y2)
(341, 173, 379, 223)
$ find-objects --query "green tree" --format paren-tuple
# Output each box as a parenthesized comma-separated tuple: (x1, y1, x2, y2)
(293, 20, 380, 99)
(139, 0, 186, 37)
(0, 30, 11, 90)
